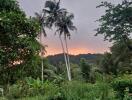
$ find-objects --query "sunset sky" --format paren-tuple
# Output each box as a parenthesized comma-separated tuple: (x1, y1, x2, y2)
(18, 0, 122, 56)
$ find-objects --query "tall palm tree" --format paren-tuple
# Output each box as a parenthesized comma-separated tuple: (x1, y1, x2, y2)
(35, 12, 47, 83)
(43, 0, 76, 81)
(43, 0, 70, 80)
(55, 11, 77, 81)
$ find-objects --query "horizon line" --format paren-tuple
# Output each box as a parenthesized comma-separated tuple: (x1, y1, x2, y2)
(45, 52, 107, 57)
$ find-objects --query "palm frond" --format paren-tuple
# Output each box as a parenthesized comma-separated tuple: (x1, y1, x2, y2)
(45, 1, 56, 10)
(35, 12, 47, 37)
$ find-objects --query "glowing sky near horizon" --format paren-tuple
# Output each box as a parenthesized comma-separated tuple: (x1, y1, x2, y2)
(18, 0, 121, 56)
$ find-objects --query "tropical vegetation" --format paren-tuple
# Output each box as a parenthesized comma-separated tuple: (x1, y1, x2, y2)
(0, 0, 132, 100)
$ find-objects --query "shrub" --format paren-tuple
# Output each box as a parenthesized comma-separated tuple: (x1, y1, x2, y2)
(5, 77, 62, 100)
(112, 74, 132, 100)
(6, 84, 21, 99)
(42, 81, 62, 100)
(61, 81, 114, 100)
(5, 78, 115, 100)
(5, 77, 44, 99)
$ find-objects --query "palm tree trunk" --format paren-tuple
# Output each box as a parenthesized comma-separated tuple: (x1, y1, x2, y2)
(41, 58, 44, 83)
(64, 37, 71, 81)
(40, 29, 44, 83)
(59, 35, 71, 81)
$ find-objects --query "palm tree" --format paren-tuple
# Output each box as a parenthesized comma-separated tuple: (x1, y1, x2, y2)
(43, 0, 76, 81)
(35, 12, 47, 83)
(44, 0, 70, 80)
(55, 11, 77, 81)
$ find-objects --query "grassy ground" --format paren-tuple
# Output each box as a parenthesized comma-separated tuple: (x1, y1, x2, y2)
(0, 97, 7, 100)
(0, 81, 115, 100)
(18, 96, 47, 100)
(0, 96, 47, 100)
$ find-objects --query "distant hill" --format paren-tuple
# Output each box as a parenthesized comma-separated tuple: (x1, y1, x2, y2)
(47, 53, 103, 66)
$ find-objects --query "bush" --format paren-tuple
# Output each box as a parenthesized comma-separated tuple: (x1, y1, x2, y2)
(112, 74, 132, 100)
(61, 81, 114, 100)
(5, 78, 115, 100)
(5, 77, 44, 99)
(6, 84, 21, 99)
(5, 77, 62, 100)
(42, 81, 62, 100)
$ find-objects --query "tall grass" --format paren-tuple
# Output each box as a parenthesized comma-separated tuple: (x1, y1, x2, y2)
(3, 80, 115, 100)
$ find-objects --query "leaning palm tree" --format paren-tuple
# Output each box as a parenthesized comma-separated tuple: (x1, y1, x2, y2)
(35, 0, 66, 81)
(43, 0, 76, 81)
(55, 11, 77, 81)
(43, 0, 70, 80)
(35, 12, 47, 83)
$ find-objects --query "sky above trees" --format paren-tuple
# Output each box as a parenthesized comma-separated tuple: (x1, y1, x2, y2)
(18, 0, 122, 56)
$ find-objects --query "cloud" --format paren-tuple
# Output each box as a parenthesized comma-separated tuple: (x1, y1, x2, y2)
(19, 0, 118, 55)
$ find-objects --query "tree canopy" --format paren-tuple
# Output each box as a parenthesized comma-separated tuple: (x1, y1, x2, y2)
(99, 40, 132, 75)
(0, 0, 41, 84)
(96, 0, 132, 49)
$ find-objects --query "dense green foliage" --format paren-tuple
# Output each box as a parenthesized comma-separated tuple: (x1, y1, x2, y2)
(0, 0, 42, 85)
(80, 58, 91, 82)
(96, 0, 132, 50)
(99, 41, 132, 75)
(0, 0, 132, 100)
(95, 1, 132, 99)
(2, 79, 114, 100)
(112, 74, 132, 100)
(47, 53, 102, 65)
